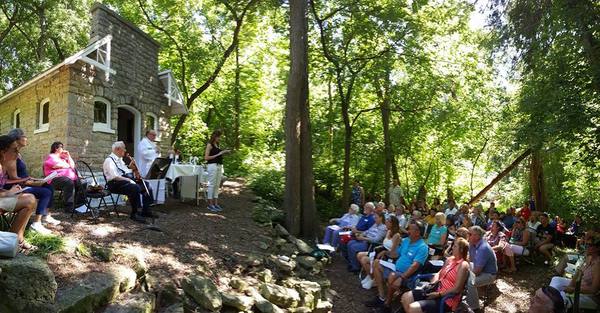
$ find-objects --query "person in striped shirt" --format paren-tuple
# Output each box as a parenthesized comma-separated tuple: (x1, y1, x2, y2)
(401, 237, 471, 313)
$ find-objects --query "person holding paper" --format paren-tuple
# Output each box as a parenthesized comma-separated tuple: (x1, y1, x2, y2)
(400, 237, 471, 313)
(5, 128, 57, 235)
(365, 221, 429, 311)
(43, 142, 86, 212)
(204, 129, 231, 212)
(322, 203, 360, 248)
(345, 212, 387, 272)
(0, 135, 37, 254)
(359, 215, 402, 290)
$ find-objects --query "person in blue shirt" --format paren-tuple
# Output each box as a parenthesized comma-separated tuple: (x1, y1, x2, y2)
(322, 203, 360, 248)
(427, 212, 448, 257)
(466, 225, 498, 311)
(366, 221, 429, 311)
(339, 202, 375, 258)
(345, 212, 388, 272)
(349, 202, 375, 233)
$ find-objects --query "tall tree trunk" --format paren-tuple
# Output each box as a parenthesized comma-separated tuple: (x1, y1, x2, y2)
(468, 149, 532, 206)
(284, 0, 316, 237)
(529, 149, 547, 212)
(327, 74, 335, 159)
(375, 76, 393, 205)
(470, 138, 489, 197)
(341, 99, 352, 207)
(391, 154, 400, 182)
(233, 44, 241, 149)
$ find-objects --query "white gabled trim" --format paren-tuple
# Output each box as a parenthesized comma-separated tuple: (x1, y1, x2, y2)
(0, 35, 116, 103)
(158, 70, 187, 115)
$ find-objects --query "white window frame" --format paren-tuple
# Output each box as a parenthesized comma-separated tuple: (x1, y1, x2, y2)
(145, 112, 160, 141)
(12, 109, 20, 129)
(34, 98, 50, 134)
(92, 96, 115, 134)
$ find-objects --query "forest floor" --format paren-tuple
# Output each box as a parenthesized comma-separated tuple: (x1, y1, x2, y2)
(41, 179, 544, 312)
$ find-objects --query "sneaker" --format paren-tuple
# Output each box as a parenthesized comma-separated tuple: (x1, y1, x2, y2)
(362, 276, 374, 290)
(129, 214, 147, 224)
(364, 296, 384, 308)
(207, 205, 219, 212)
(214, 204, 223, 211)
(43, 215, 61, 226)
(31, 222, 52, 235)
(361, 275, 370, 286)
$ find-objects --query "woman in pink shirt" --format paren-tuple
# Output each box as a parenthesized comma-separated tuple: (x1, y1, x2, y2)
(43, 142, 85, 211)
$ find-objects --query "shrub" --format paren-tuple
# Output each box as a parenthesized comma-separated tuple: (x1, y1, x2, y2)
(248, 169, 284, 205)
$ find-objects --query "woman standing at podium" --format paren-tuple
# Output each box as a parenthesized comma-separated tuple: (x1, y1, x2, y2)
(204, 130, 230, 212)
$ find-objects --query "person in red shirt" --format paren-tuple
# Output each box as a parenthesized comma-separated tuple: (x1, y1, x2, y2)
(518, 201, 531, 221)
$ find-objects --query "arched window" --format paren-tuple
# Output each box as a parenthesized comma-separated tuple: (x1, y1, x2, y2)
(92, 97, 115, 133)
(13, 109, 21, 129)
(145, 112, 160, 141)
(34, 98, 50, 133)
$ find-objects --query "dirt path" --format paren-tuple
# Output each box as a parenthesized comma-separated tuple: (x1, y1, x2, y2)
(45, 179, 272, 295)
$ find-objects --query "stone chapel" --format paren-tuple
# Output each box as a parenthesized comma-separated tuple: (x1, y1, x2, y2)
(0, 3, 186, 175)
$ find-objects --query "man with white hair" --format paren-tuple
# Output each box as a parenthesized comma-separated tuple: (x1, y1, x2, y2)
(103, 141, 155, 223)
(322, 203, 360, 248)
(135, 130, 160, 177)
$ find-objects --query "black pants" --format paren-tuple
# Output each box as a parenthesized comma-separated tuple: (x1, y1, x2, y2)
(107, 180, 154, 216)
(51, 176, 86, 207)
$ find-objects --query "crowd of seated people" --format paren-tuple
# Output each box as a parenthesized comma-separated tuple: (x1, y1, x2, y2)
(324, 188, 599, 312)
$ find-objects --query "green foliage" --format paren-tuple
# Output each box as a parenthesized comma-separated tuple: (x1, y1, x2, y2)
(25, 231, 65, 258)
(252, 201, 285, 226)
(2, 0, 599, 225)
(248, 169, 284, 205)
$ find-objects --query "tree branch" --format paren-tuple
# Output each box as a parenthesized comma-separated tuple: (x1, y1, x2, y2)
(137, 0, 189, 100)
(170, 0, 258, 143)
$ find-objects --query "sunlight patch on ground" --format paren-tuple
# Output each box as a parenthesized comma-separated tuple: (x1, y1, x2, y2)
(187, 240, 209, 251)
(201, 212, 227, 219)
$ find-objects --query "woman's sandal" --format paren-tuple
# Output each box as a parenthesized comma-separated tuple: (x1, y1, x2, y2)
(18, 240, 38, 255)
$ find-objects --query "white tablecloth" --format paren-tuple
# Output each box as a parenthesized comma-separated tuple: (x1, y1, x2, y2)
(165, 164, 205, 181)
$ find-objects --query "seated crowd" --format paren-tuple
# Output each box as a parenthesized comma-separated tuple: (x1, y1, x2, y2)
(323, 187, 599, 312)
(0, 128, 159, 254)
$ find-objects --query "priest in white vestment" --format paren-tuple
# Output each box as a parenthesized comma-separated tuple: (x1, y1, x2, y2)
(135, 130, 160, 177)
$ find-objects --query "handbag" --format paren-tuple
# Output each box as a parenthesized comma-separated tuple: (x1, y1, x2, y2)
(422, 280, 441, 294)
(339, 234, 353, 244)
(0, 231, 18, 258)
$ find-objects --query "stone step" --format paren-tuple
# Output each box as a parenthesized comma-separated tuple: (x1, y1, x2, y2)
(54, 265, 137, 313)
(101, 292, 155, 313)
(0, 255, 57, 313)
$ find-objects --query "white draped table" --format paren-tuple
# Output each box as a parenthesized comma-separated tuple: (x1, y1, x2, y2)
(165, 164, 207, 204)
(165, 164, 205, 181)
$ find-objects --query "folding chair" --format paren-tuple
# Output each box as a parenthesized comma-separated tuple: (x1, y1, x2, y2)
(0, 212, 15, 231)
(75, 160, 119, 218)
